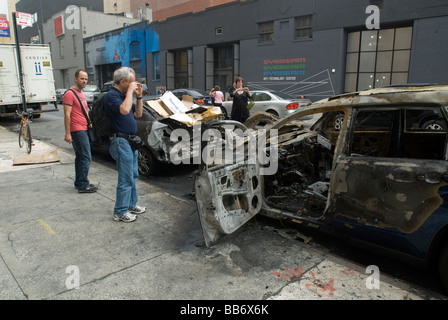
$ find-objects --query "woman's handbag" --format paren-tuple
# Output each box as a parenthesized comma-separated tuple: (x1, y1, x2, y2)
(247, 99, 255, 110)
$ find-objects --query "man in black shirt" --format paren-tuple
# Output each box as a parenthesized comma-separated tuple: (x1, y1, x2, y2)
(104, 67, 146, 222)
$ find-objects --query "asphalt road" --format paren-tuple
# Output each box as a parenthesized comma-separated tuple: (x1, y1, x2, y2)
(0, 107, 446, 297)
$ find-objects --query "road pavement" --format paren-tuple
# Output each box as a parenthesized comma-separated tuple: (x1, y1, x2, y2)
(0, 124, 446, 306)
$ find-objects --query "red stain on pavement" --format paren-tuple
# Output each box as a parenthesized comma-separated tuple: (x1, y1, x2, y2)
(272, 266, 337, 298)
(341, 265, 358, 277)
(272, 266, 304, 281)
(305, 271, 336, 298)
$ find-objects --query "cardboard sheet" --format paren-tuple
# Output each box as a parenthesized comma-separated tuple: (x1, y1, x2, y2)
(160, 91, 189, 114)
(13, 150, 60, 166)
(145, 91, 223, 127)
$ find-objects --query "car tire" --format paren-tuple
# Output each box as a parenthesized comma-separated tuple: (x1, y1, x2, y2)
(220, 107, 228, 119)
(422, 119, 446, 131)
(138, 146, 158, 176)
(266, 110, 279, 117)
(439, 242, 448, 292)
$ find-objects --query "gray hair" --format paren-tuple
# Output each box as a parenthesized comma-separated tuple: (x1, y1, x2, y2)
(113, 67, 135, 84)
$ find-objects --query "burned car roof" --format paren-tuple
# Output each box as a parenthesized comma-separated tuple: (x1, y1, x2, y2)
(314, 84, 448, 107)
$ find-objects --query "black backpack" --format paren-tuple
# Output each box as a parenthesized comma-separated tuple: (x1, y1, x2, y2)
(89, 94, 110, 137)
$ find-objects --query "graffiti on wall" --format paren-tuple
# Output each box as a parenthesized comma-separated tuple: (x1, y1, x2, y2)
(263, 58, 306, 81)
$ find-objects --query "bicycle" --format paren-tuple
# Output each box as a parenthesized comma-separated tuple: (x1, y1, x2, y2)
(17, 110, 33, 154)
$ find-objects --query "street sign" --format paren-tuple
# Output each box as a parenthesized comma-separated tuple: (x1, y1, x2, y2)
(15, 12, 32, 27)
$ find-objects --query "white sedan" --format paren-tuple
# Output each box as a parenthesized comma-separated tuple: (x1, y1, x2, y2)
(221, 90, 313, 120)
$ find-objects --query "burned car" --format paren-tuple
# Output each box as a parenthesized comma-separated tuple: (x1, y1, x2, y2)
(90, 91, 223, 175)
(194, 84, 448, 291)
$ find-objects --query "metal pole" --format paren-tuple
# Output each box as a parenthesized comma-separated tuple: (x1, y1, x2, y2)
(12, 12, 27, 113)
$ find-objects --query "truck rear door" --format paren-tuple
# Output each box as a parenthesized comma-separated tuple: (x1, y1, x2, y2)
(20, 45, 56, 103)
(0, 45, 21, 105)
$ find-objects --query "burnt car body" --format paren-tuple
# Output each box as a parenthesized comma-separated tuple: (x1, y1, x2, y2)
(90, 94, 223, 176)
(194, 84, 448, 291)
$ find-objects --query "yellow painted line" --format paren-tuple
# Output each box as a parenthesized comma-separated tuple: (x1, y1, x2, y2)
(37, 219, 56, 235)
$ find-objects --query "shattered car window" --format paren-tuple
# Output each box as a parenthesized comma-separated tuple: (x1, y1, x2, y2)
(348, 107, 447, 160)
(350, 110, 395, 157)
(406, 109, 446, 132)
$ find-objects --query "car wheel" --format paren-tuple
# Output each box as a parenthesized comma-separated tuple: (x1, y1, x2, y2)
(266, 110, 279, 117)
(220, 107, 228, 119)
(439, 242, 448, 292)
(138, 146, 158, 176)
(422, 120, 446, 131)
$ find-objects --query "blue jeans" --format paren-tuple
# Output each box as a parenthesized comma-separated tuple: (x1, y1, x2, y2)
(109, 137, 139, 215)
(71, 130, 92, 190)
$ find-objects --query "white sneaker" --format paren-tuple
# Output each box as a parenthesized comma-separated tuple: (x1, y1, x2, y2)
(129, 205, 146, 214)
(113, 212, 137, 222)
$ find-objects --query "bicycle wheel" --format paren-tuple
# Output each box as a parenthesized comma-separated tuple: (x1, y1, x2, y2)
(18, 124, 24, 148)
(24, 123, 32, 154)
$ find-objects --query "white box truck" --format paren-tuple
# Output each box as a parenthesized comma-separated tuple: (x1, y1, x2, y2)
(0, 43, 58, 118)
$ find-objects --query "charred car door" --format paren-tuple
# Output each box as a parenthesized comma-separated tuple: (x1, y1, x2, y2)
(328, 106, 448, 233)
(194, 121, 263, 247)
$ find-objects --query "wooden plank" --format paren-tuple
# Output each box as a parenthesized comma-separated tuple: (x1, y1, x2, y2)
(13, 150, 60, 166)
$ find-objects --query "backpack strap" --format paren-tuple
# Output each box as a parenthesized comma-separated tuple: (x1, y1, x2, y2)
(68, 88, 91, 127)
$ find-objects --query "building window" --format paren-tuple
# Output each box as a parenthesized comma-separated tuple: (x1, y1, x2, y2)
(129, 41, 142, 80)
(59, 38, 65, 59)
(130, 41, 141, 61)
(259, 21, 274, 42)
(152, 52, 160, 81)
(175, 51, 188, 88)
(295, 15, 313, 39)
(214, 46, 233, 91)
(345, 26, 412, 92)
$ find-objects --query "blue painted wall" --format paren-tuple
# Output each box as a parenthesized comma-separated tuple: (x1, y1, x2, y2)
(84, 21, 159, 86)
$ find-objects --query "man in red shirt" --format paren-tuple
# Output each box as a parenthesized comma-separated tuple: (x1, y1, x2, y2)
(63, 69, 97, 193)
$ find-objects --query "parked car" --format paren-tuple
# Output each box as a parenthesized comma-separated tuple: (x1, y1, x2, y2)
(92, 81, 148, 104)
(171, 89, 214, 106)
(83, 84, 100, 106)
(221, 90, 312, 120)
(92, 81, 114, 104)
(194, 84, 448, 292)
(89, 92, 223, 176)
(56, 88, 67, 104)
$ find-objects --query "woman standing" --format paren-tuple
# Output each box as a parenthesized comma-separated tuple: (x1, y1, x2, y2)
(230, 77, 252, 123)
(210, 86, 224, 107)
